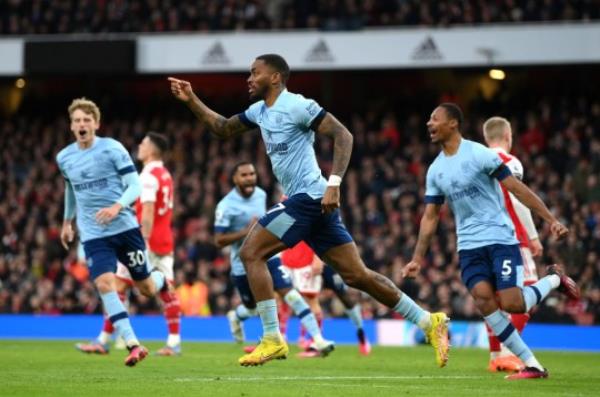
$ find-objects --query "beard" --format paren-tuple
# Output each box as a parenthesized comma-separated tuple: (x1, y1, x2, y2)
(249, 86, 267, 101)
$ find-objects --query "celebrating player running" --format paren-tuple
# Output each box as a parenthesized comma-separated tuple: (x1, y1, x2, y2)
(169, 54, 449, 367)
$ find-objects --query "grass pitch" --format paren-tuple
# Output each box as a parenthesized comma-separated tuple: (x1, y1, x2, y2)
(1, 341, 598, 397)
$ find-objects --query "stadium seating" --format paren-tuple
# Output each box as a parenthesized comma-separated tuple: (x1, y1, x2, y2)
(1, 0, 598, 35)
(0, 91, 598, 325)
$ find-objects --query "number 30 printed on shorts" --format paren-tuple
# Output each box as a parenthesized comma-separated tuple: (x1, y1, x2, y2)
(127, 250, 146, 267)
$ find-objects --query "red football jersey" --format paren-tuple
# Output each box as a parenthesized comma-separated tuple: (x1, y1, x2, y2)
(495, 150, 529, 249)
(281, 241, 315, 269)
(135, 161, 174, 254)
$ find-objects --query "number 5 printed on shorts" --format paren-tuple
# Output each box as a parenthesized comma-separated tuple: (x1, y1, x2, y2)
(501, 259, 512, 276)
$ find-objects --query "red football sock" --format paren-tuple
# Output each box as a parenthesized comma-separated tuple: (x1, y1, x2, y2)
(278, 302, 291, 337)
(102, 317, 114, 333)
(159, 287, 181, 335)
(316, 312, 323, 331)
(486, 323, 501, 353)
(510, 313, 530, 334)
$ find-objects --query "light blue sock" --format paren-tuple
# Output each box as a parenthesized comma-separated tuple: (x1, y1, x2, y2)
(235, 304, 257, 321)
(393, 293, 429, 328)
(484, 310, 533, 362)
(151, 271, 166, 292)
(100, 291, 138, 346)
(522, 275, 558, 312)
(284, 289, 322, 339)
(345, 304, 364, 330)
(256, 299, 280, 337)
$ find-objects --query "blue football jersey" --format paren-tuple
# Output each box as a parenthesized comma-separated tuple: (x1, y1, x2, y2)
(425, 138, 518, 250)
(214, 187, 267, 276)
(56, 137, 139, 242)
(242, 89, 328, 199)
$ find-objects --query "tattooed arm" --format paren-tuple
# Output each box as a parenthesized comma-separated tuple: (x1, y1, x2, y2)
(315, 112, 354, 213)
(316, 112, 353, 179)
(168, 77, 253, 139)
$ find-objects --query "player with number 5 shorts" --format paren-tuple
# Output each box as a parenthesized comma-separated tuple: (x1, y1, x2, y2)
(405, 103, 580, 380)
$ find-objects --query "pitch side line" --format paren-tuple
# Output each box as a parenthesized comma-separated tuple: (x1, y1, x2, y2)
(174, 375, 485, 382)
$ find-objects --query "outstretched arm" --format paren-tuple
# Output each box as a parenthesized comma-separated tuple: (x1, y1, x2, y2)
(168, 77, 253, 139)
(403, 203, 442, 278)
(500, 175, 568, 239)
(315, 112, 354, 213)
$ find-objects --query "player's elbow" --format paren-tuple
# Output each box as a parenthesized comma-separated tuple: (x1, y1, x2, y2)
(337, 127, 353, 146)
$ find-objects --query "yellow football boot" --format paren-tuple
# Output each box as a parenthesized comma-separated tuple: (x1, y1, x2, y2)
(238, 335, 289, 366)
(425, 312, 450, 367)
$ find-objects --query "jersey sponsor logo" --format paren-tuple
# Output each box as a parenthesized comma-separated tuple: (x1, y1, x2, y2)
(265, 141, 289, 155)
(412, 36, 443, 61)
(73, 178, 109, 192)
(447, 185, 481, 202)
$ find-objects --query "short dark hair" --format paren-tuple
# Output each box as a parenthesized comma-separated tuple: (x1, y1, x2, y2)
(439, 103, 464, 129)
(256, 54, 290, 84)
(230, 161, 254, 181)
(146, 132, 169, 154)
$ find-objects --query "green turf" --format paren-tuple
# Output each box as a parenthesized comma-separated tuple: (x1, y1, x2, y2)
(1, 341, 598, 397)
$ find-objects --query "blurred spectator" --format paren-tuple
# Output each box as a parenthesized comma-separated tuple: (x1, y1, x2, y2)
(176, 271, 211, 316)
(0, 87, 598, 326)
(1, 0, 598, 35)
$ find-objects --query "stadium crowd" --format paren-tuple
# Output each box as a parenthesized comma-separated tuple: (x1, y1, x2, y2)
(0, 89, 598, 326)
(1, 0, 598, 34)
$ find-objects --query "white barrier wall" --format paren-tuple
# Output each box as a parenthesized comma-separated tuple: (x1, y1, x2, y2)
(0, 39, 24, 76)
(137, 23, 600, 73)
(2, 23, 599, 76)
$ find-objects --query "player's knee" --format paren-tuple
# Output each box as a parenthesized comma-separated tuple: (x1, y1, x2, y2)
(239, 245, 258, 266)
(500, 299, 526, 313)
(473, 295, 497, 314)
(94, 277, 114, 294)
(137, 280, 155, 298)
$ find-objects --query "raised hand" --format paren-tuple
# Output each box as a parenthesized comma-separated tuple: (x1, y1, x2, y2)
(168, 77, 195, 103)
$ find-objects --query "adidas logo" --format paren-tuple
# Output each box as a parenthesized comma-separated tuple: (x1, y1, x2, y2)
(305, 39, 334, 63)
(202, 42, 231, 65)
(412, 36, 443, 61)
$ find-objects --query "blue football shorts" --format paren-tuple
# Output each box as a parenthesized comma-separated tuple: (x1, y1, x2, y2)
(459, 243, 524, 291)
(83, 228, 151, 281)
(258, 193, 353, 257)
